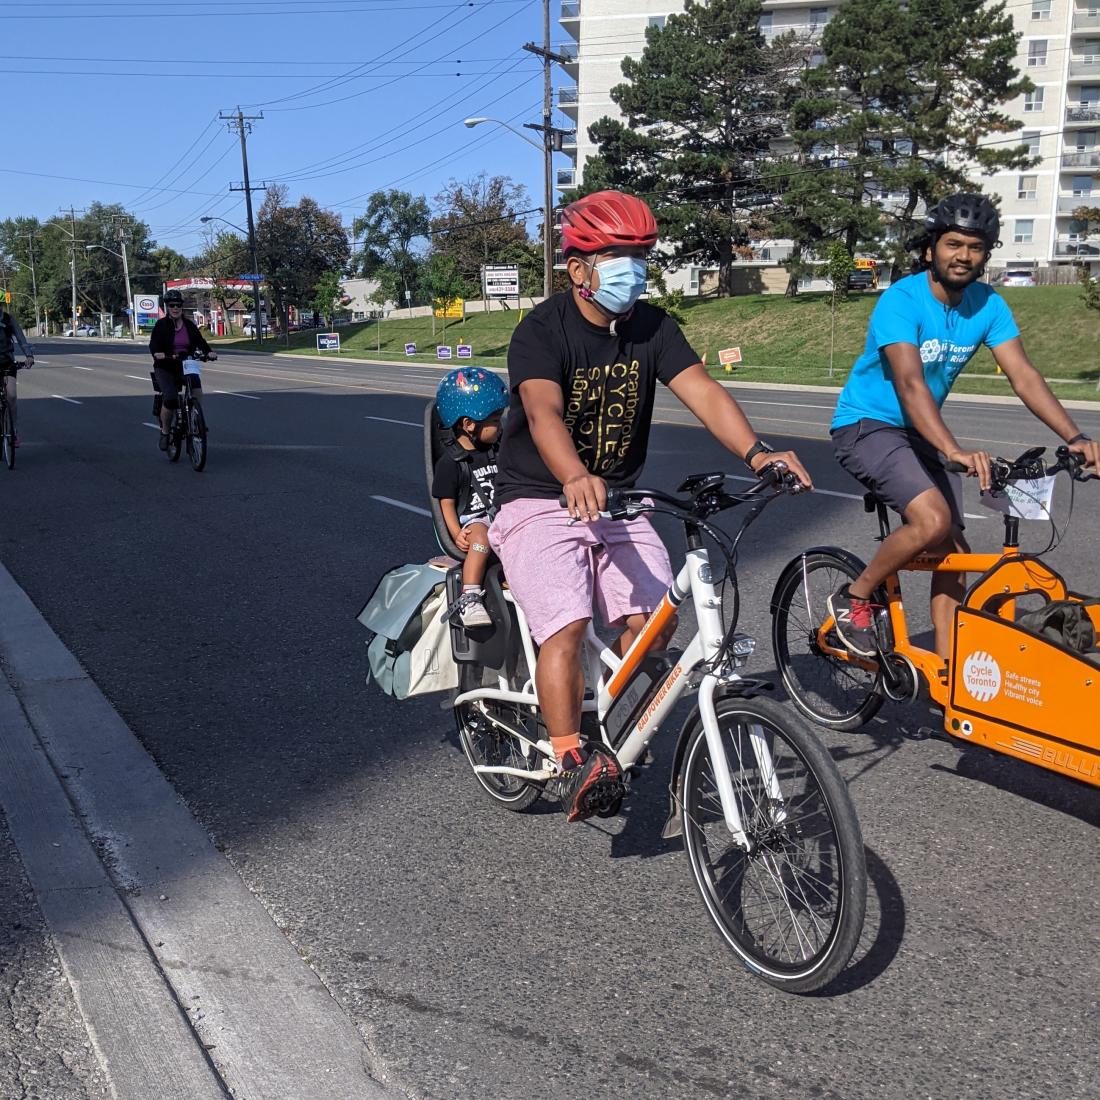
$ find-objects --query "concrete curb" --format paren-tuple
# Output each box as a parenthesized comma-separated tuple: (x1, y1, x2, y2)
(0, 563, 401, 1100)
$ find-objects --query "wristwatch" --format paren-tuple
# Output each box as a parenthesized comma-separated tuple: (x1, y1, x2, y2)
(1067, 433, 1092, 445)
(743, 440, 775, 471)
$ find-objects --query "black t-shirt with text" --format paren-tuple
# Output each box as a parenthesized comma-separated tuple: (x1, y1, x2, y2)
(431, 443, 499, 518)
(494, 292, 700, 505)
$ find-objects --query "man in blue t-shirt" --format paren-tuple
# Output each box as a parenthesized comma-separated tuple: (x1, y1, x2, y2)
(828, 193, 1100, 658)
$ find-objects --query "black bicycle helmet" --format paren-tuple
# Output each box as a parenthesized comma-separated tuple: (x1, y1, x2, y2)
(163, 289, 184, 305)
(923, 193, 1001, 248)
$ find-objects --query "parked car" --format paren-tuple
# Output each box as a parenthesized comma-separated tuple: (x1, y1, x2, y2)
(63, 324, 97, 336)
(1001, 271, 1036, 288)
(241, 320, 271, 337)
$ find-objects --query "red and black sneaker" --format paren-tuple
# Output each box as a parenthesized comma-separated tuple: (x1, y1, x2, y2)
(555, 747, 625, 823)
(827, 584, 879, 657)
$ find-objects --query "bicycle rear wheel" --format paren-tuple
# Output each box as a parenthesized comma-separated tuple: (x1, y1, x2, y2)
(772, 551, 883, 731)
(680, 696, 866, 994)
(1, 401, 14, 470)
(188, 403, 208, 472)
(454, 661, 544, 812)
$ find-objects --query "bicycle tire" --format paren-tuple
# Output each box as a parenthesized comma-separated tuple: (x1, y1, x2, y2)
(772, 551, 883, 731)
(188, 403, 208, 472)
(167, 411, 182, 463)
(454, 661, 544, 812)
(680, 696, 866, 994)
(1, 401, 14, 470)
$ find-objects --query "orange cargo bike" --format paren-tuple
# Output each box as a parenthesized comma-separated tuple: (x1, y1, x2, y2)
(770, 445, 1100, 787)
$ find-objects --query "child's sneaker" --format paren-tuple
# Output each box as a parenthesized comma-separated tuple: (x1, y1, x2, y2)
(458, 589, 492, 628)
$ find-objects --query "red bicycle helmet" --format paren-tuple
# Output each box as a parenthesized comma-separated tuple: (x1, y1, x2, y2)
(560, 190, 658, 256)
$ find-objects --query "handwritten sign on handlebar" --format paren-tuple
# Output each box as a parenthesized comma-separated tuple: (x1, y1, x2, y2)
(980, 475, 1056, 521)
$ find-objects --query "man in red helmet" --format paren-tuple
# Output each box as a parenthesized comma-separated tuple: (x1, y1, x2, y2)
(488, 189, 812, 822)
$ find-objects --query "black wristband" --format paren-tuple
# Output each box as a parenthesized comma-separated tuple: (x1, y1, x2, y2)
(1067, 433, 1092, 445)
(743, 440, 775, 470)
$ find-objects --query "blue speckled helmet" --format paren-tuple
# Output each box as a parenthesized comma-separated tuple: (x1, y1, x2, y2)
(435, 367, 508, 429)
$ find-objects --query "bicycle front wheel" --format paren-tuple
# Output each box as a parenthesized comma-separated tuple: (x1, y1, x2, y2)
(188, 403, 207, 472)
(772, 551, 883, 731)
(1, 402, 14, 470)
(680, 696, 866, 994)
(454, 661, 544, 812)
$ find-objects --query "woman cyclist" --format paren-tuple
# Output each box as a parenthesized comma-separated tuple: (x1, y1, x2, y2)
(149, 289, 217, 452)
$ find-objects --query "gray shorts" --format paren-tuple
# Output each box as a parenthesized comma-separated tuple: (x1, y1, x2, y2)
(831, 418, 965, 531)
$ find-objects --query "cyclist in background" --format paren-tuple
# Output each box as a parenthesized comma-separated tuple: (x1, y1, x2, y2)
(149, 289, 216, 451)
(828, 193, 1100, 660)
(489, 190, 811, 822)
(1, 307, 35, 447)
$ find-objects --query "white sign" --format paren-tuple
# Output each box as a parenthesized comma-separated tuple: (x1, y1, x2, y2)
(980, 475, 1056, 522)
(456, 344, 472, 359)
(482, 263, 520, 299)
(136, 295, 158, 312)
(962, 651, 1002, 703)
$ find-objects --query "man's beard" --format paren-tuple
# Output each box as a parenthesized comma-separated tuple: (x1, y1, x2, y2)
(931, 253, 984, 291)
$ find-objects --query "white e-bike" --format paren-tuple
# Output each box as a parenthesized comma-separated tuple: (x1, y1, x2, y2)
(449, 467, 867, 993)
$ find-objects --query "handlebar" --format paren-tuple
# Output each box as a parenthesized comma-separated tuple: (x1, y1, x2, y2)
(945, 445, 1097, 487)
(557, 461, 806, 523)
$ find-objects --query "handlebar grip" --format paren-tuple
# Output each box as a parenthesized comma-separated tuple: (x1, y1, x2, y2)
(944, 461, 969, 474)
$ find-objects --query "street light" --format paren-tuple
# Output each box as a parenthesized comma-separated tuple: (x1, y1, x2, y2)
(85, 243, 135, 339)
(464, 116, 554, 299)
(201, 214, 263, 342)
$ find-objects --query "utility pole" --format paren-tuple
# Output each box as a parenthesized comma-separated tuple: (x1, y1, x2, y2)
(524, 11, 572, 300)
(17, 232, 41, 336)
(110, 217, 137, 340)
(57, 208, 86, 336)
(221, 108, 266, 344)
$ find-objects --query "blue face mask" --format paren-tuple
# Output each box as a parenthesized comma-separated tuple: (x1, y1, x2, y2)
(591, 256, 647, 315)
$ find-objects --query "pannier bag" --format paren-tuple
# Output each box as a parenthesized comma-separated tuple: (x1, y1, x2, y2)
(358, 562, 459, 698)
(1016, 597, 1100, 665)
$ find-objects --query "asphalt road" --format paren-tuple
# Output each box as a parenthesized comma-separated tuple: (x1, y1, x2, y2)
(3, 340, 1099, 1100)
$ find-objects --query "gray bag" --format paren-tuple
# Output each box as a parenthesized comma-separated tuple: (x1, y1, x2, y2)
(358, 562, 459, 698)
(1017, 597, 1100, 664)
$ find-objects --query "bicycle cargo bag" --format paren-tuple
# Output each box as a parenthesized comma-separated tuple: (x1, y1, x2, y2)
(1016, 597, 1100, 664)
(357, 562, 459, 698)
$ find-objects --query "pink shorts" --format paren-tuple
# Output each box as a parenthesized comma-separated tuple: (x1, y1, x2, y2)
(488, 498, 674, 645)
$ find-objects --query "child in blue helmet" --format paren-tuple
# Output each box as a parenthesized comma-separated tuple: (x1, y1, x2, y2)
(432, 366, 509, 628)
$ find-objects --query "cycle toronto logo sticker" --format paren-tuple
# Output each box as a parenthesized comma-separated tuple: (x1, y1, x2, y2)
(962, 651, 1002, 702)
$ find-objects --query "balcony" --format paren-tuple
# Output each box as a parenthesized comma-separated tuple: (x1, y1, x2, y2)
(1072, 11, 1100, 32)
(1058, 194, 1098, 213)
(561, 0, 579, 17)
(1054, 237, 1100, 257)
(558, 85, 578, 106)
(1066, 105, 1100, 123)
(556, 168, 576, 189)
(1070, 58, 1100, 78)
(1062, 149, 1100, 168)
(559, 42, 578, 66)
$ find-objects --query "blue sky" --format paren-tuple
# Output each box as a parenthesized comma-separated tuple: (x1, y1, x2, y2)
(4, 0, 561, 257)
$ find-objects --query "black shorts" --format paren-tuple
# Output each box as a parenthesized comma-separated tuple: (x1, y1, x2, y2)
(831, 418, 965, 531)
(153, 362, 202, 404)
(1, 361, 22, 379)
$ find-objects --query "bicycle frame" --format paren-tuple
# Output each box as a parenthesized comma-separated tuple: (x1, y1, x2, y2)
(453, 539, 776, 850)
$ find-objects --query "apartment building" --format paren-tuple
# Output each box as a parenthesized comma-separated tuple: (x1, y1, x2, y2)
(557, 0, 1100, 287)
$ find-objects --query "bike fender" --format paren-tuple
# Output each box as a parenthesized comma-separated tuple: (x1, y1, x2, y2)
(660, 679, 773, 840)
(769, 547, 871, 615)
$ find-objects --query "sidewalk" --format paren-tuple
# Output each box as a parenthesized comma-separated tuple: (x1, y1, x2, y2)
(0, 563, 403, 1100)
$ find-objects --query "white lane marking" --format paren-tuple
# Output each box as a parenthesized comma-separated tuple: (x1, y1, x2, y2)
(365, 416, 420, 428)
(370, 495, 432, 518)
(70, 365, 94, 372)
(209, 390, 261, 400)
(126, 374, 150, 382)
(143, 422, 160, 429)
(724, 473, 986, 520)
(736, 399, 833, 410)
(51, 395, 82, 405)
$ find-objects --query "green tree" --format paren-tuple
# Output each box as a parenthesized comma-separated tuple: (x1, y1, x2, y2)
(821, 241, 855, 377)
(352, 189, 430, 304)
(191, 230, 251, 335)
(421, 253, 466, 340)
(311, 270, 350, 327)
(431, 173, 540, 297)
(578, 0, 809, 296)
(257, 186, 350, 330)
(777, 0, 1032, 272)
